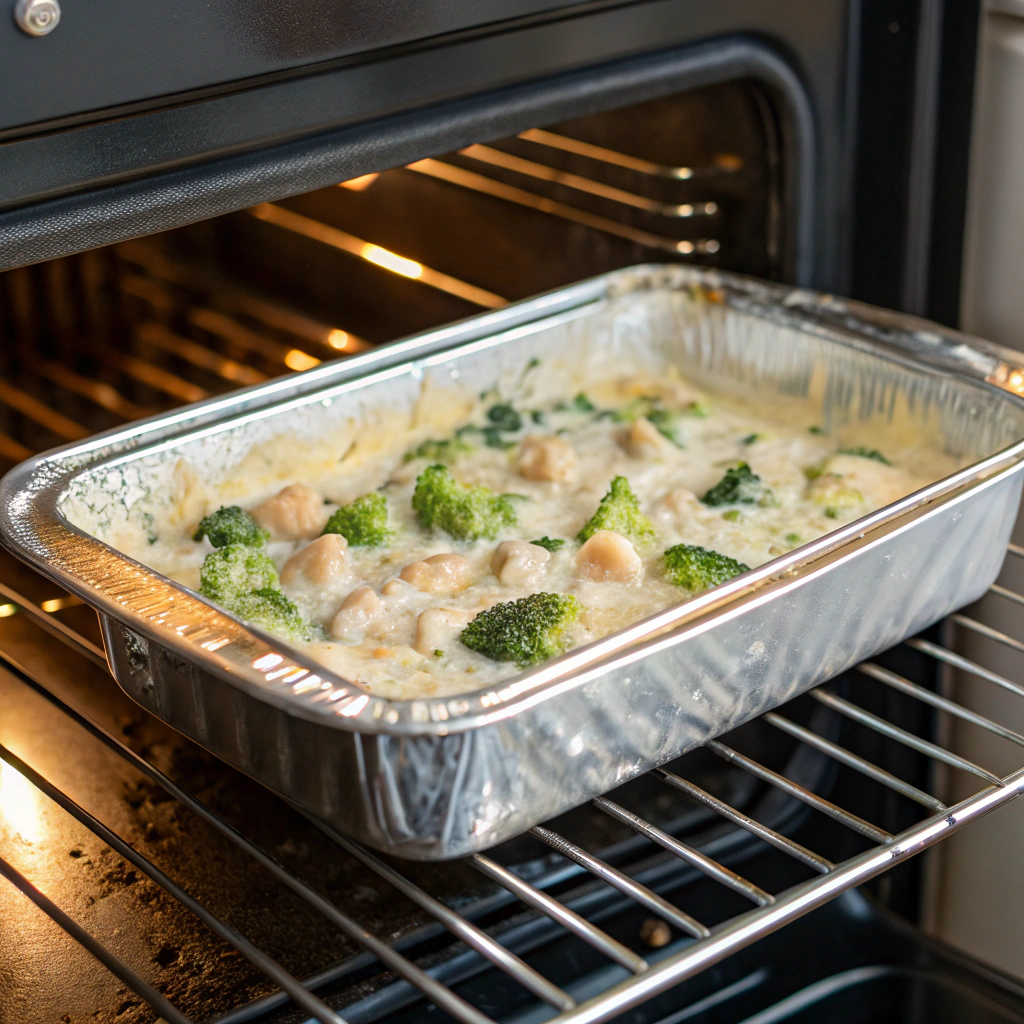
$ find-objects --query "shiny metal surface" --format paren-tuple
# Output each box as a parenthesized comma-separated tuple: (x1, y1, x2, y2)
(4, 265, 1024, 859)
(13, 0, 60, 36)
(4, 569, 1024, 1023)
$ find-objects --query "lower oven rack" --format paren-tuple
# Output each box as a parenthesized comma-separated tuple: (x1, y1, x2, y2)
(2, 549, 1023, 1024)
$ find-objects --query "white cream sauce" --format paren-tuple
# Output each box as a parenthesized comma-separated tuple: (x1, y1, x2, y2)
(149, 374, 945, 699)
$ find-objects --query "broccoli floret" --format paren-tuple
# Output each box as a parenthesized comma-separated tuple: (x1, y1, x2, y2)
(531, 536, 565, 551)
(486, 402, 522, 433)
(404, 435, 474, 464)
(838, 446, 891, 465)
(555, 393, 596, 413)
(322, 493, 393, 547)
(199, 544, 280, 602)
(460, 592, 582, 667)
(662, 544, 750, 594)
(193, 505, 269, 548)
(701, 463, 773, 507)
(233, 587, 312, 641)
(411, 464, 518, 541)
(199, 545, 313, 641)
(577, 476, 655, 546)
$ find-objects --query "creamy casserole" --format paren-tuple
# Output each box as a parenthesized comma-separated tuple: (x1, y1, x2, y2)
(135, 367, 944, 700)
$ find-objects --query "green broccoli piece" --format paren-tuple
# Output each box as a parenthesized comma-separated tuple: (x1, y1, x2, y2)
(838, 446, 891, 465)
(701, 463, 773, 507)
(199, 545, 312, 641)
(404, 435, 474, 464)
(233, 587, 313, 642)
(199, 544, 280, 601)
(531, 536, 565, 552)
(577, 476, 655, 546)
(555, 393, 596, 413)
(741, 433, 761, 446)
(193, 505, 269, 548)
(486, 402, 522, 433)
(460, 592, 582, 668)
(662, 544, 750, 594)
(411, 464, 518, 541)
(322, 493, 393, 547)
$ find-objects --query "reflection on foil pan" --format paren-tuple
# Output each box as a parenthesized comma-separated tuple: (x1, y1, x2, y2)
(3, 266, 1024, 860)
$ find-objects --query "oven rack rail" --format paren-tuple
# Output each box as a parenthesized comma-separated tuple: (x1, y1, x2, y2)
(1, 549, 1022, 1024)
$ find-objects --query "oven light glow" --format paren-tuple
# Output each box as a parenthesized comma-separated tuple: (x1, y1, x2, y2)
(359, 244, 424, 279)
(339, 173, 379, 191)
(0, 604, 17, 618)
(326, 329, 350, 350)
(284, 349, 321, 372)
(41, 596, 80, 613)
(0, 761, 39, 842)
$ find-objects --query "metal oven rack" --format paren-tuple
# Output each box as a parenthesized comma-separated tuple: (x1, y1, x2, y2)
(1, 543, 1023, 1024)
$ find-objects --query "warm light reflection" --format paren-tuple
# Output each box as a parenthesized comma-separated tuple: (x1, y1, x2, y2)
(326, 329, 350, 350)
(339, 172, 380, 191)
(0, 762, 39, 842)
(0, 604, 17, 618)
(283, 349, 322, 372)
(359, 244, 424, 279)
(41, 596, 78, 612)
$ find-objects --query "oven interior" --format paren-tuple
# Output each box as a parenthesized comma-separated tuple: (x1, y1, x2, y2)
(1, 78, 1023, 1024)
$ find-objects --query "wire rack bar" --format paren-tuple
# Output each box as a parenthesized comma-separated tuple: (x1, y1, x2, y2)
(0, 579, 107, 667)
(0, 850, 196, 1024)
(705, 741, 893, 844)
(907, 637, 1024, 700)
(456, 144, 718, 218)
(763, 712, 946, 813)
(0, 743, 348, 1024)
(303, 812, 574, 1011)
(1, 552, 1022, 1024)
(951, 613, 1024, 657)
(991, 582, 1024, 609)
(552, 765, 1024, 1024)
(857, 662, 1024, 747)
(530, 825, 710, 939)
(0, 647, 493, 1024)
(810, 689, 1004, 786)
(656, 772, 833, 874)
(470, 853, 648, 974)
(592, 797, 774, 907)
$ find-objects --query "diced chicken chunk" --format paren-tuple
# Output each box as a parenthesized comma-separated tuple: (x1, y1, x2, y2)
(399, 553, 471, 595)
(413, 607, 474, 656)
(490, 540, 551, 587)
(576, 530, 643, 582)
(661, 487, 700, 516)
(517, 435, 578, 483)
(252, 483, 328, 540)
(280, 533, 348, 586)
(622, 417, 668, 459)
(381, 578, 415, 599)
(330, 586, 383, 639)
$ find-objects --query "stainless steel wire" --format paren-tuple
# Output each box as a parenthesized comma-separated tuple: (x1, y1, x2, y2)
(2, 551, 1024, 1024)
(656, 772, 834, 874)
(0, 851, 196, 1024)
(0, 743, 349, 1024)
(763, 712, 946, 813)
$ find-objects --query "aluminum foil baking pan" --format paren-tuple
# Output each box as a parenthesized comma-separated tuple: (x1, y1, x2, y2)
(5, 265, 1024, 860)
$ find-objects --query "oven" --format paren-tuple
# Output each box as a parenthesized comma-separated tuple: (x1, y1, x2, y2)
(5, 2, 1024, 1023)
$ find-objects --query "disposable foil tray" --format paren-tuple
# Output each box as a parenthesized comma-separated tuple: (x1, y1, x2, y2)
(4, 266, 1024, 860)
